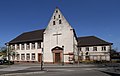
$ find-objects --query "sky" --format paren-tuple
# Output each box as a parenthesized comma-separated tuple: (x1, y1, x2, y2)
(0, 0, 120, 51)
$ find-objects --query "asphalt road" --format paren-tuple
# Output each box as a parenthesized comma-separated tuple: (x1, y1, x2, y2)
(0, 63, 120, 76)
(23, 67, 110, 76)
(0, 67, 110, 76)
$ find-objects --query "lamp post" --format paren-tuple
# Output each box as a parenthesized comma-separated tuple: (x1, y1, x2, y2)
(62, 46, 64, 66)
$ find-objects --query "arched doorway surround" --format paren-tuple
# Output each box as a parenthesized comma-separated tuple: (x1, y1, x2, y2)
(51, 46, 63, 64)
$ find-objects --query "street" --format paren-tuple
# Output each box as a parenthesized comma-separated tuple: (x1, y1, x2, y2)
(0, 63, 120, 76)
(23, 67, 109, 76)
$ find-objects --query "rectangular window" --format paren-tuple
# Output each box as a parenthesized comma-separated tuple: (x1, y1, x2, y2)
(54, 16, 55, 19)
(32, 53, 35, 60)
(26, 43, 30, 50)
(26, 53, 30, 60)
(59, 15, 60, 18)
(93, 47, 97, 51)
(21, 54, 25, 60)
(31, 43, 35, 49)
(16, 54, 20, 60)
(16, 44, 20, 50)
(21, 44, 25, 50)
(86, 47, 89, 51)
(37, 42, 41, 49)
(102, 46, 106, 51)
(53, 21, 55, 25)
(59, 20, 62, 24)
(11, 45, 15, 50)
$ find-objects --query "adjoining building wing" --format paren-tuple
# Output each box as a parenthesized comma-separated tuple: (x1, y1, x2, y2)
(77, 36, 113, 61)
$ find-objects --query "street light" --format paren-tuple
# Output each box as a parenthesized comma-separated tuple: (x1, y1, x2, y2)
(62, 46, 64, 66)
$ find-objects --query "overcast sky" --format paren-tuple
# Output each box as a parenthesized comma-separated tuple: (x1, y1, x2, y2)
(0, 0, 120, 51)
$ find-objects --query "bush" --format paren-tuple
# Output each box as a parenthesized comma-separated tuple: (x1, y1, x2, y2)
(111, 60, 120, 63)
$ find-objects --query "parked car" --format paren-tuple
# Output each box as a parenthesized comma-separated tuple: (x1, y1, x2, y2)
(0, 59, 14, 65)
(0, 60, 3, 65)
(3, 59, 14, 65)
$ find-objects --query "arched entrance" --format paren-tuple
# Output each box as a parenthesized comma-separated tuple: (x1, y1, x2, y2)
(51, 46, 63, 64)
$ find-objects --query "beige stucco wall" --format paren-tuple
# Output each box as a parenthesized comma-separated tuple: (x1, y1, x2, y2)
(43, 8, 77, 63)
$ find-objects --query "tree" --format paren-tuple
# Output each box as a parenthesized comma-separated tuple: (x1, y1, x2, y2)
(110, 47, 120, 61)
(110, 48, 118, 56)
(0, 47, 7, 55)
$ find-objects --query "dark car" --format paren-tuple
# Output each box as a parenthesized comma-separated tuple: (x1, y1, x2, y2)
(3, 59, 14, 65)
(0, 60, 3, 65)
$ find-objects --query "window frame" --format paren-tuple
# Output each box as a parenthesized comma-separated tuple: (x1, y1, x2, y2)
(37, 42, 41, 49)
(16, 54, 20, 60)
(59, 15, 60, 18)
(31, 53, 35, 60)
(53, 21, 55, 25)
(21, 44, 25, 50)
(26, 53, 30, 60)
(31, 42, 35, 49)
(59, 20, 62, 24)
(26, 43, 30, 50)
(21, 54, 25, 60)
(93, 47, 97, 51)
(102, 46, 106, 51)
(16, 44, 20, 50)
(86, 47, 89, 51)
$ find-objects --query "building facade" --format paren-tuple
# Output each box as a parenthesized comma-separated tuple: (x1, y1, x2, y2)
(7, 8, 112, 64)
(78, 36, 112, 61)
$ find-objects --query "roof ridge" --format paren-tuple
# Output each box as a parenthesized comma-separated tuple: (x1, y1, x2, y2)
(23, 29, 45, 34)
(78, 36, 95, 38)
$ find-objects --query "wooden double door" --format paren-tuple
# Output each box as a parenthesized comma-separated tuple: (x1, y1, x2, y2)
(53, 51, 62, 64)
(52, 46, 63, 64)
(38, 53, 42, 62)
(55, 53, 61, 63)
